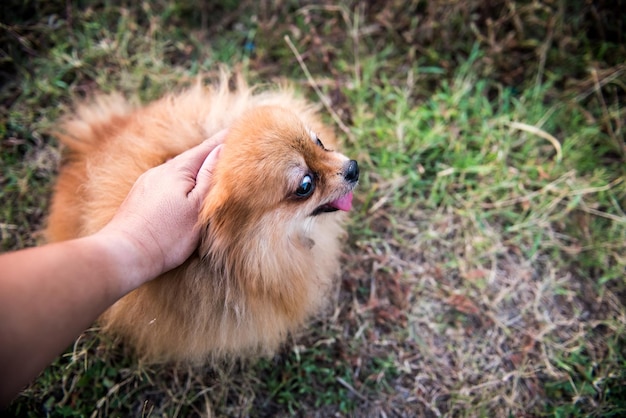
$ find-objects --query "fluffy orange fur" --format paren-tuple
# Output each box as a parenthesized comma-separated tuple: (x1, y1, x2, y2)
(46, 74, 358, 364)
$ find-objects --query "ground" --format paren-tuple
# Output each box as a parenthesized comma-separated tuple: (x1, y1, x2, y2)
(1, 1, 625, 417)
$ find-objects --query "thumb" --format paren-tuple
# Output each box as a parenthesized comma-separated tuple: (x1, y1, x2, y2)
(189, 144, 223, 201)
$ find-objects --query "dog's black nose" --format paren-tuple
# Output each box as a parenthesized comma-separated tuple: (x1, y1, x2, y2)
(344, 160, 359, 183)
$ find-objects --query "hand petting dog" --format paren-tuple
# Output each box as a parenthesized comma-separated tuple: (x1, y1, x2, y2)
(0, 135, 224, 406)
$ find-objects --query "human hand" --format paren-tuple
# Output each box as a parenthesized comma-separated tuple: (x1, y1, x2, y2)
(98, 131, 226, 287)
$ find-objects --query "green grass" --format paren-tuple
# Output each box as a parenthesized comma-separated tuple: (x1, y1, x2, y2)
(2, 0, 625, 416)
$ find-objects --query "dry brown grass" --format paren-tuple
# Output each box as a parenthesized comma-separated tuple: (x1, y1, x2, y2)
(337, 203, 625, 416)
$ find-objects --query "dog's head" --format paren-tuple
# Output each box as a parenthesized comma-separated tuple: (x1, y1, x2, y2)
(194, 104, 358, 329)
(199, 105, 358, 250)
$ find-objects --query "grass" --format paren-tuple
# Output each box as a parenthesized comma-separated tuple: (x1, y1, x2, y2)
(2, 0, 626, 416)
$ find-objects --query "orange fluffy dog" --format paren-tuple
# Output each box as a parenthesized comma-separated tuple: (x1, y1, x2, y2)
(46, 74, 359, 363)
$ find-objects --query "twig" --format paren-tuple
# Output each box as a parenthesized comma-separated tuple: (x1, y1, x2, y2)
(481, 170, 574, 209)
(569, 176, 623, 196)
(578, 202, 626, 224)
(284, 35, 355, 142)
(574, 65, 625, 103)
(506, 121, 562, 162)
(591, 67, 625, 158)
(336, 377, 367, 401)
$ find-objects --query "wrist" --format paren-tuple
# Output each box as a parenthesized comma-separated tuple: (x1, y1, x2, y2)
(84, 230, 159, 295)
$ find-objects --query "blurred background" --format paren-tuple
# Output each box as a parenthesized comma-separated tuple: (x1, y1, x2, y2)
(1, 1, 625, 416)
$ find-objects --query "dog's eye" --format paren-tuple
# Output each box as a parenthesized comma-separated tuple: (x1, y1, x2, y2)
(315, 137, 325, 149)
(295, 174, 315, 198)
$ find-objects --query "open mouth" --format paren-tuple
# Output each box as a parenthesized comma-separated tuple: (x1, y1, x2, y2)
(311, 191, 354, 216)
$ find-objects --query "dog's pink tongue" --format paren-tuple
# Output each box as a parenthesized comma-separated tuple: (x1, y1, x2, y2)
(329, 191, 353, 211)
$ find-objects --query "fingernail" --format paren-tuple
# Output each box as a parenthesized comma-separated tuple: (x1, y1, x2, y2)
(211, 144, 223, 158)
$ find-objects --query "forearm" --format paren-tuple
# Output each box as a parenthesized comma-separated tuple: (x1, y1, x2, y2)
(0, 234, 145, 406)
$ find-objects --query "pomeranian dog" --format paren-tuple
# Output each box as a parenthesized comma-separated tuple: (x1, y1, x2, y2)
(46, 73, 359, 364)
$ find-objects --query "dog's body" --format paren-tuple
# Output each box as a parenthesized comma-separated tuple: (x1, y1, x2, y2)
(46, 75, 358, 363)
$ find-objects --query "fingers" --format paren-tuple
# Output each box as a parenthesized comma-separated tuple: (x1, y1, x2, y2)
(174, 129, 228, 174)
(190, 144, 223, 199)
(203, 129, 228, 151)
